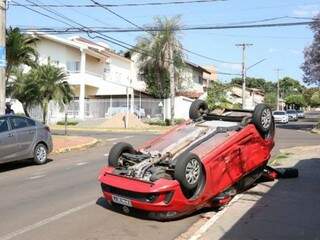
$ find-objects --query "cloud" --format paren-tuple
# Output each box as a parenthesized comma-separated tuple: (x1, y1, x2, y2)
(293, 4, 319, 17)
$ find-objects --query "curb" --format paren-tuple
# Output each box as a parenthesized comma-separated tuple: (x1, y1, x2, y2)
(52, 138, 99, 154)
(50, 126, 168, 134)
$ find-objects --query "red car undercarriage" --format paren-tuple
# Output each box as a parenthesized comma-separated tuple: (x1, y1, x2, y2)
(99, 101, 298, 220)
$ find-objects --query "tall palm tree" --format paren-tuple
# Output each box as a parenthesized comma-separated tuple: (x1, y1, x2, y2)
(6, 27, 38, 81)
(6, 68, 40, 117)
(136, 16, 184, 125)
(30, 64, 74, 123)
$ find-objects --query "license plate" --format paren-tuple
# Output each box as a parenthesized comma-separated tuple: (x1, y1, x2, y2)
(112, 195, 132, 207)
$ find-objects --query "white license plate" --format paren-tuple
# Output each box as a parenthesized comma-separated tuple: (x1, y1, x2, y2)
(112, 195, 132, 207)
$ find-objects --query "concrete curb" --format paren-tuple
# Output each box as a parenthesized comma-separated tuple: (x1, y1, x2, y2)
(52, 138, 99, 154)
(50, 126, 169, 134)
(311, 128, 320, 134)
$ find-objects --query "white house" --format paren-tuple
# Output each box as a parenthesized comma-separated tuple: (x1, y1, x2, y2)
(176, 62, 211, 99)
(226, 85, 265, 110)
(29, 33, 147, 121)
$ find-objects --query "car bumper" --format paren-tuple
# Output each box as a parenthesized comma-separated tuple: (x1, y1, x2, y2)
(99, 167, 206, 220)
(274, 118, 288, 123)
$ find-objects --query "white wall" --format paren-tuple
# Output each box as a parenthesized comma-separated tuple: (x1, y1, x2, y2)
(179, 66, 204, 93)
(164, 96, 194, 120)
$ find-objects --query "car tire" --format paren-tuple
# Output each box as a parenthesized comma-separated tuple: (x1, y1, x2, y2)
(33, 143, 48, 165)
(189, 100, 208, 121)
(108, 142, 135, 167)
(174, 153, 203, 192)
(252, 104, 274, 137)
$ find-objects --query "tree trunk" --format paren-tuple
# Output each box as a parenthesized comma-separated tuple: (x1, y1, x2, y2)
(22, 104, 30, 117)
(42, 101, 48, 124)
(169, 45, 175, 126)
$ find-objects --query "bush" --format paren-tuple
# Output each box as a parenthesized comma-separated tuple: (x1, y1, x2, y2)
(56, 120, 79, 126)
(146, 118, 186, 126)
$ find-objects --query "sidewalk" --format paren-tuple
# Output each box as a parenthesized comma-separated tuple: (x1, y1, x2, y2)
(187, 145, 320, 240)
(52, 135, 98, 154)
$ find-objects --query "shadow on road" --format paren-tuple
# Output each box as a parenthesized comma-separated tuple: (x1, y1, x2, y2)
(0, 159, 53, 173)
(276, 122, 315, 131)
(219, 158, 320, 240)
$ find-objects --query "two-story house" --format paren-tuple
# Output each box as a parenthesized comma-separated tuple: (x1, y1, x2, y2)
(31, 33, 146, 120)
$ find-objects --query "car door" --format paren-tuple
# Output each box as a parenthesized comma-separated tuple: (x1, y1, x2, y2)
(9, 116, 37, 159)
(0, 117, 18, 163)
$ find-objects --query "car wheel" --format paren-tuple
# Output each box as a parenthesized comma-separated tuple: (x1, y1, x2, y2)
(189, 100, 208, 121)
(108, 142, 135, 167)
(33, 143, 48, 165)
(174, 153, 203, 192)
(252, 104, 274, 138)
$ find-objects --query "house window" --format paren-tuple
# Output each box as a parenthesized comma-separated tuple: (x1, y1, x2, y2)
(104, 62, 111, 73)
(66, 61, 80, 73)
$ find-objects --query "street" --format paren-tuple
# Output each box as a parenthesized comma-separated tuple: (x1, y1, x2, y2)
(0, 121, 319, 240)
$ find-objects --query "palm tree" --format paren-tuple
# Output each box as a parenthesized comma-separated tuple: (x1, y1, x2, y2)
(6, 68, 40, 117)
(136, 16, 184, 125)
(30, 64, 74, 123)
(6, 27, 38, 81)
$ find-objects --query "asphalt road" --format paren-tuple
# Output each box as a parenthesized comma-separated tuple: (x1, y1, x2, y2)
(0, 120, 319, 240)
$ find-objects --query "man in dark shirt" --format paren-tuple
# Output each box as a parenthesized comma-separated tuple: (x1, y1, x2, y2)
(5, 102, 15, 115)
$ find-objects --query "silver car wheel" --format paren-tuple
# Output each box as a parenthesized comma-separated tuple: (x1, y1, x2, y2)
(185, 159, 200, 185)
(36, 145, 47, 163)
(261, 109, 271, 129)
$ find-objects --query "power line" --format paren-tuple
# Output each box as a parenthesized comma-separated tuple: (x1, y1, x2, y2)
(10, 0, 225, 8)
(90, 0, 239, 64)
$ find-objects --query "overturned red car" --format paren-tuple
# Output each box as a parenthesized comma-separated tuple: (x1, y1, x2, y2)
(99, 101, 298, 220)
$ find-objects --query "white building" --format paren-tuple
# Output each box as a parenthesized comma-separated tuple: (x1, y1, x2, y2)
(226, 85, 265, 110)
(177, 62, 211, 99)
(29, 33, 147, 121)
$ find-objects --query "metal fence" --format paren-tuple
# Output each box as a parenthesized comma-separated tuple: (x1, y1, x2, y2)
(29, 97, 165, 123)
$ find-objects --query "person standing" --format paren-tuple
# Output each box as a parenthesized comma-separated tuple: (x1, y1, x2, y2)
(5, 102, 14, 115)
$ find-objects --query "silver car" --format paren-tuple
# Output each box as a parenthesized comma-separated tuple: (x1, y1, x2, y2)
(286, 109, 298, 121)
(0, 115, 53, 165)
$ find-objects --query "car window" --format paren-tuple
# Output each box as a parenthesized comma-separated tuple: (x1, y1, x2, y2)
(0, 118, 9, 133)
(26, 118, 36, 127)
(9, 117, 28, 129)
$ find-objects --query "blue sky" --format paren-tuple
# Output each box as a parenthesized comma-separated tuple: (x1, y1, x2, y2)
(7, 0, 320, 84)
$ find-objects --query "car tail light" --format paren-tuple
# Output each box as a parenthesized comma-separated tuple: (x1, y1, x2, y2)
(45, 126, 51, 132)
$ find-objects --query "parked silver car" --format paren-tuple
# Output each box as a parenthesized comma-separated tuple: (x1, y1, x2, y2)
(297, 110, 305, 118)
(273, 111, 289, 123)
(286, 109, 298, 121)
(0, 115, 53, 165)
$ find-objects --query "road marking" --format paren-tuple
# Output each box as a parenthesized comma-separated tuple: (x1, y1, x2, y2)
(28, 175, 46, 180)
(0, 200, 95, 240)
(123, 136, 133, 139)
(76, 161, 88, 166)
(189, 194, 243, 240)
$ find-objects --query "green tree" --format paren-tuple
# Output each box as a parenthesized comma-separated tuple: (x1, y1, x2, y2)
(310, 91, 320, 107)
(230, 77, 276, 93)
(206, 82, 232, 109)
(285, 94, 306, 109)
(6, 27, 38, 81)
(279, 77, 305, 98)
(264, 92, 277, 110)
(135, 16, 184, 125)
(30, 64, 73, 123)
(6, 68, 40, 117)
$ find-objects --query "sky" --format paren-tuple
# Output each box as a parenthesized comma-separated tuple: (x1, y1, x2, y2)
(6, 0, 320, 84)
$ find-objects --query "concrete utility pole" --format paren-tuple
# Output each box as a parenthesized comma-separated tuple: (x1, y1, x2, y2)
(169, 43, 175, 126)
(275, 68, 283, 110)
(0, 0, 6, 115)
(236, 43, 253, 109)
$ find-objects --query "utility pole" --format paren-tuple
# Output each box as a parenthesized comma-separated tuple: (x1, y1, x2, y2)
(0, 0, 6, 115)
(169, 43, 175, 126)
(275, 68, 283, 110)
(236, 43, 253, 109)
